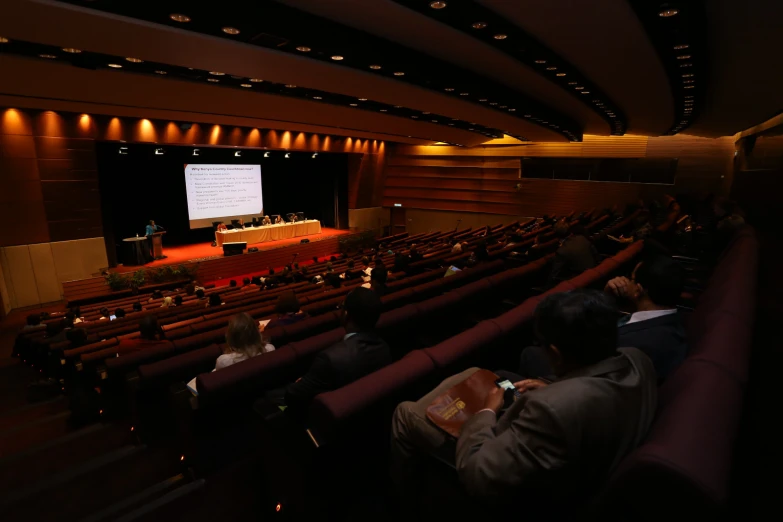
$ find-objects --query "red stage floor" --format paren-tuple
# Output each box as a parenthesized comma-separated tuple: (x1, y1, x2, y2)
(112, 228, 350, 274)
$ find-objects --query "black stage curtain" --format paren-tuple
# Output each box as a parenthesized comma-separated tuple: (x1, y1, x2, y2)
(96, 143, 348, 266)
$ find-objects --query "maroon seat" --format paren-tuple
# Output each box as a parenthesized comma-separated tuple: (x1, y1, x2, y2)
(309, 350, 437, 442)
(423, 321, 503, 368)
(138, 344, 223, 390)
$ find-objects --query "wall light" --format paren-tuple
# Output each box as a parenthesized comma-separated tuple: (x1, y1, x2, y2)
(312, 153, 318, 158)
(155, 148, 165, 155)
(234, 150, 242, 157)
(264, 152, 270, 157)
(119, 147, 128, 155)
(193, 149, 200, 156)
(284, 153, 290, 158)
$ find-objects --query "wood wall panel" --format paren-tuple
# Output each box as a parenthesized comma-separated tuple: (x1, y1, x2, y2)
(385, 134, 736, 217)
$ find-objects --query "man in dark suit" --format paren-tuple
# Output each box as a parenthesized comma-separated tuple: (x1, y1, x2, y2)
(519, 254, 688, 382)
(390, 290, 657, 518)
(550, 221, 599, 281)
(284, 288, 391, 413)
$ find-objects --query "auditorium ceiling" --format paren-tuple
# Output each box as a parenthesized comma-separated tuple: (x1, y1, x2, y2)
(0, 0, 780, 145)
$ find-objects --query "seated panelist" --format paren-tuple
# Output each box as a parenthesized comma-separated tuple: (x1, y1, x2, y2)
(275, 215, 283, 224)
(216, 223, 227, 232)
(291, 214, 299, 223)
(262, 215, 271, 226)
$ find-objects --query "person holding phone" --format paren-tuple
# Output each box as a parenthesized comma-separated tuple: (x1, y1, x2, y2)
(390, 290, 657, 518)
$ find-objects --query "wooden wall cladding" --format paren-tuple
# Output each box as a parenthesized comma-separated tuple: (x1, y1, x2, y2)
(384, 135, 735, 216)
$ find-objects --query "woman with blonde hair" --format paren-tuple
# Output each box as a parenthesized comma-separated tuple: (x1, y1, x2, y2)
(161, 296, 173, 308)
(215, 313, 275, 370)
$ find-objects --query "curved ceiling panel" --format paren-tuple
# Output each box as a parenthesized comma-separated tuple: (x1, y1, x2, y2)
(391, 0, 629, 136)
(477, 0, 674, 136)
(686, 0, 783, 137)
(48, 0, 582, 141)
(0, 0, 570, 143)
(278, 0, 609, 136)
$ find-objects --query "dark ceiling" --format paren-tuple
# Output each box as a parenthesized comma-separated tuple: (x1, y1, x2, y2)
(0, 0, 780, 144)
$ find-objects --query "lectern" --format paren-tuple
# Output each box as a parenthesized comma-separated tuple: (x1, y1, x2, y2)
(149, 231, 166, 259)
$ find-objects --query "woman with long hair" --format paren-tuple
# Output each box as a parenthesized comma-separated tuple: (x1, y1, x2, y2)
(215, 313, 275, 370)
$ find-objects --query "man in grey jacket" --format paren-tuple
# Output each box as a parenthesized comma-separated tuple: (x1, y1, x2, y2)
(390, 290, 657, 518)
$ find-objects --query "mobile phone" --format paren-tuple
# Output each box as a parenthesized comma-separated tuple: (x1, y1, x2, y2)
(495, 378, 522, 398)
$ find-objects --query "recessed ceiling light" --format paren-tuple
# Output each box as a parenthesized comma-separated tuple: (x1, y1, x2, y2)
(494, 34, 508, 40)
(556, 73, 566, 77)
(682, 73, 694, 78)
(508, 108, 516, 112)
(684, 95, 694, 99)
(499, 105, 507, 109)
(568, 81, 577, 85)
(394, 105, 402, 108)
(580, 91, 591, 94)
(170, 13, 191, 23)
(677, 55, 691, 60)
(313, 96, 323, 100)
(249, 78, 263, 82)
(423, 112, 431, 115)
(155, 70, 167, 75)
(489, 102, 498, 105)
(39, 54, 57, 59)
(222, 27, 240, 35)
(331, 55, 344, 61)
(411, 115, 418, 119)
(546, 66, 557, 71)
(448, 123, 455, 126)
(683, 79, 694, 83)
(659, 8, 679, 17)
(460, 92, 469, 96)
(472, 22, 488, 29)
(574, 86, 584, 90)
(296, 46, 311, 52)
(394, 71, 405, 76)
(479, 98, 487, 102)
(209, 71, 225, 76)
(350, 103, 358, 107)
(285, 84, 297, 88)
(680, 63, 692, 68)
(107, 63, 122, 68)
(380, 109, 387, 112)
(208, 78, 219, 82)
(240, 84, 252, 88)
(432, 120, 438, 123)
(684, 85, 694, 89)
(126, 57, 143, 63)
(0, 37, 9, 43)
(359, 98, 368, 101)
(535, 60, 546, 64)
(430, 1, 447, 8)
(468, 128, 474, 131)
(369, 64, 382, 70)
(62, 48, 81, 53)
(674, 44, 689, 50)
(524, 114, 531, 118)
(445, 87, 454, 91)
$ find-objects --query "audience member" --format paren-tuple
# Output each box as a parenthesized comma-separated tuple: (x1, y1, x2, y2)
(282, 288, 390, 413)
(408, 247, 423, 264)
(452, 241, 463, 253)
(266, 291, 308, 330)
(550, 221, 599, 281)
(66, 327, 89, 348)
(364, 265, 388, 296)
(195, 289, 206, 300)
(148, 290, 163, 303)
(390, 290, 657, 517)
(24, 314, 45, 331)
(215, 313, 275, 370)
(161, 296, 173, 308)
(229, 279, 238, 288)
(115, 315, 169, 354)
(473, 240, 489, 262)
(242, 277, 251, 287)
(174, 295, 183, 307)
(99, 307, 112, 320)
(132, 302, 143, 312)
(207, 293, 224, 308)
(115, 308, 126, 319)
(185, 283, 196, 296)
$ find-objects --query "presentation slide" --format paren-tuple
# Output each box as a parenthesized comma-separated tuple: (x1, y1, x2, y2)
(184, 164, 263, 229)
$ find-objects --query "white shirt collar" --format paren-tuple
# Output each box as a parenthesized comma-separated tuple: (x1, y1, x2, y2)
(627, 309, 677, 325)
(344, 332, 358, 341)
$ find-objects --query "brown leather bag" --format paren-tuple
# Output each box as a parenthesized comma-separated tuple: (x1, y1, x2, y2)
(425, 369, 499, 438)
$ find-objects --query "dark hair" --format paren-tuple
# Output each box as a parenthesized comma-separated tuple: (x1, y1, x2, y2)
(139, 315, 160, 340)
(225, 313, 264, 357)
(229, 279, 237, 287)
(185, 284, 196, 296)
(69, 306, 81, 317)
(243, 277, 251, 286)
(275, 291, 300, 314)
(570, 224, 587, 237)
(133, 302, 143, 312)
(26, 314, 41, 326)
(66, 327, 88, 347)
(634, 256, 685, 307)
(152, 290, 163, 299)
(208, 293, 223, 307)
(293, 262, 299, 270)
(174, 295, 183, 306)
(269, 268, 275, 276)
(362, 256, 370, 266)
(100, 307, 111, 318)
(534, 290, 618, 366)
(343, 287, 382, 331)
(251, 276, 262, 285)
(115, 308, 126, 319)
(371, 265, 388, 285)
(196, 289, 205, 299)
(328, 274, 343, 289)
(348, 260, 355, 269)
(553, 221, 570, 238)
(301, 266, 309, 275)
